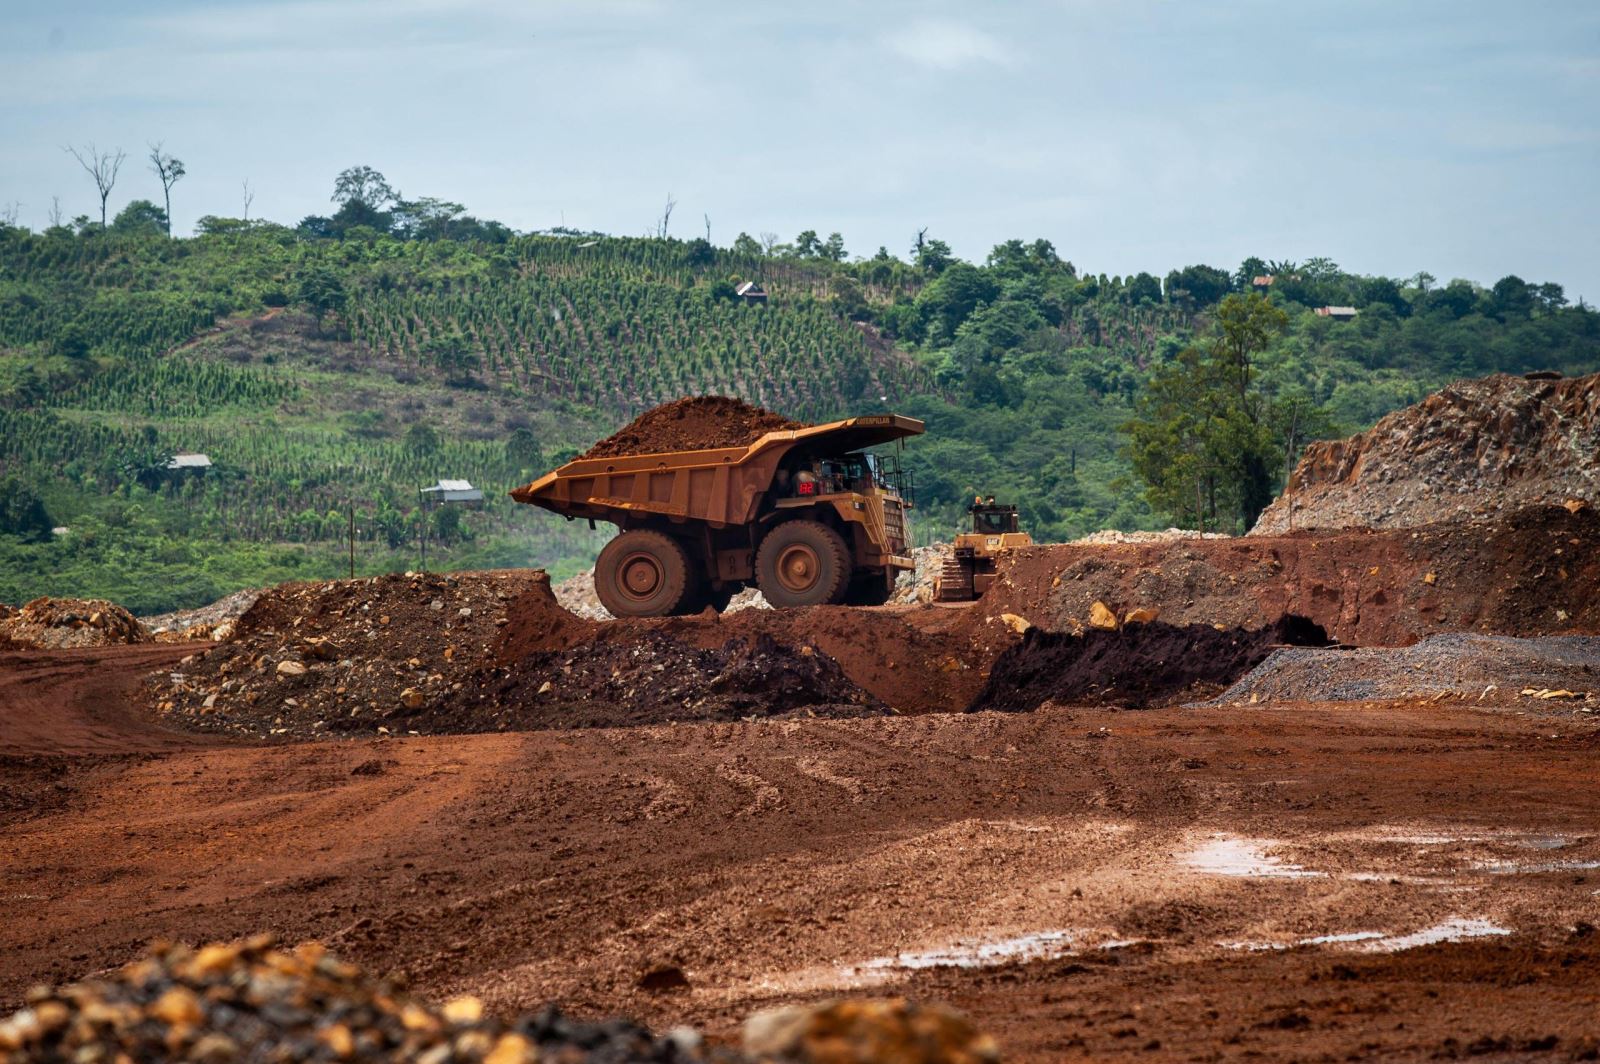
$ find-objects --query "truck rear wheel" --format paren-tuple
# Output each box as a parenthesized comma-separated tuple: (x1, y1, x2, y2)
(756, 520, 851, 608)
(595, 530, 695, 618)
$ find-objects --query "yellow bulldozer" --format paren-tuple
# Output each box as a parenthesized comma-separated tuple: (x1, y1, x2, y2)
(934, 499, 1033, 602)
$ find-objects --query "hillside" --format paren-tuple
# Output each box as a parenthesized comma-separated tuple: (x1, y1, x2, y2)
(2, 202, 1598, 613)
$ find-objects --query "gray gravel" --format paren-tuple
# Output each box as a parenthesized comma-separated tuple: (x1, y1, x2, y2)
(1207, 633, 1600, 706)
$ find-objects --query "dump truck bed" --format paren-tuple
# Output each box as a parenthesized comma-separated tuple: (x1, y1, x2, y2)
(510, 414, 923, 529)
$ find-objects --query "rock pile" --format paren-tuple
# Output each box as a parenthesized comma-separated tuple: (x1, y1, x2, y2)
(577, 396, 805, 461)
(1253, 371, 1600, 534)
(0, 938, 1001, 1064)
(148, 571, 551, 740)
(0, 936, 708, 1063)
(0, 597, 150, 650)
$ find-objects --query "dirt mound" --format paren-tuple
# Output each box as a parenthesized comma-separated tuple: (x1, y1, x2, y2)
(448, 631, 885, 730)
(1211, 633, 1600, 707)
(971, 616, 1331, 710)
(1254, 371, 1600, 534)
(0, 936, 719, 1063)
(0, 598, 150, 650)
(149, 570, 559, 740)
(987, 504, 1600, 647)
(577, 396, 805, 460)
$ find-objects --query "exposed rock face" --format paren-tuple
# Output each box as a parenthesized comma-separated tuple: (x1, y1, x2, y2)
(1252, 372, 1600, 535)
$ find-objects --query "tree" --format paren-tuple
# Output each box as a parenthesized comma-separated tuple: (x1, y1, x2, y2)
(405, 423, 440, 455)
(914, 236, 954, 274)
(332, 166, 396, 209)
(64, 143, 126, 228)
(296, 266, 346, 330)
(793, 230, 822, 258)
(147, 144, 185, 235)
(111, 199, 169, 237)
(821, 232, 847, 262)
(1162, 264, 1231, 307)
(505, 428, 542, 469)
(1122, 293, 1295, 531)
(0, 475, 53, 541)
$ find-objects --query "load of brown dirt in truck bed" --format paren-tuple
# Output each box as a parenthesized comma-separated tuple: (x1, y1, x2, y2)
(576, 396, 805, 460)
(970, 615, 1331, 711)
(446, 631, 885, 731)
(984, 504, 1600, 647)
(1253, 371, 1600, 535)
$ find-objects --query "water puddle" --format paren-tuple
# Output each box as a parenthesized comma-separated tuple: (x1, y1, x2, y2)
(1360, 918, 1511, 951)
(850, 929, 1081, 973)
(1185, 834, 1322, 878)
(1220, 917, 1510, 954)
(1474, 859, 1600, 874)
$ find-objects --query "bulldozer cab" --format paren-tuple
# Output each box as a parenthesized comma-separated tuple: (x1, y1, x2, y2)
(970, 504, 1019, 535)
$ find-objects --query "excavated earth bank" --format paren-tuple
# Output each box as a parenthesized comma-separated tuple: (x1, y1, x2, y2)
(983, 504, 1600, 647)
(971, 616, 1332, 711)
(576, 396, 804, 461)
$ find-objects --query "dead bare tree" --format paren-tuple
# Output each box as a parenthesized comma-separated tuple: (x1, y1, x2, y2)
(0, 202, 18, 227)
(242, 180, 255, 222)
(64, 143, 126, 228)
(656, 192, 676, 239)
(759, 231, 779, 256)
(147, 143, 185, 236)
(703, 213, 711, 242)
(48, 196, 63, 228)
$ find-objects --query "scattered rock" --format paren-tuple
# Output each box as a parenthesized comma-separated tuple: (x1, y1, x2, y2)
(1088, 601, 1118, 630)
(275, 660, 307, 678)
(399, 687, 425, 710)
(0, 937, 725, 1063)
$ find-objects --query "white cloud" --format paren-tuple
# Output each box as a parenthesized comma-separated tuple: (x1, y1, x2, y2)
(885, 18, 1010, 71)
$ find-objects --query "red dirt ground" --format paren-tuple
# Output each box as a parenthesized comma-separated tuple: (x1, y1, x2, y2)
(5, 641, 1600, 1061)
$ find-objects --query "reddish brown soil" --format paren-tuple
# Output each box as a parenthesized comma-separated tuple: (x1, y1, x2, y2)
(576, 396, 804, 460)
(971, 616, 1331, 711)
(6, 645, 1600, 1061)
(986, 505, 1600, 647)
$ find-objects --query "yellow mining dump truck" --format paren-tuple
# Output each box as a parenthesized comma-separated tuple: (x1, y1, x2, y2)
(511, 415, 923, 616)
(934, 501, 1034, 602)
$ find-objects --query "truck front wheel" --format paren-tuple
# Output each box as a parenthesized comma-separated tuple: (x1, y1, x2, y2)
(595, 530, 696, 617)
(756, 520, 851, 608)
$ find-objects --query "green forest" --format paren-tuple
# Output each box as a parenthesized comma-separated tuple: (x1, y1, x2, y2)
(2, 166, 1596, 613)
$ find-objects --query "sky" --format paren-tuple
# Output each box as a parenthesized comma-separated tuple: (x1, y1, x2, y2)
(2, 0, 1597, 298)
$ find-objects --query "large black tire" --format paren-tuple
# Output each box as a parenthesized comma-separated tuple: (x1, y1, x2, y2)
(844, 571, 895, 606)
(756, 520, 852, 608)
(594, 530, 696, 618)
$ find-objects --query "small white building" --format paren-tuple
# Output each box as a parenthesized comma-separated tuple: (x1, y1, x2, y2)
(1314, 306, 1359, 321)
(165, 453, 213, 471)
(421, 479, 484, 504)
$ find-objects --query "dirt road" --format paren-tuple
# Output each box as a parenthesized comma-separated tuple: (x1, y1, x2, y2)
(4, 644, 1599, 1060)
